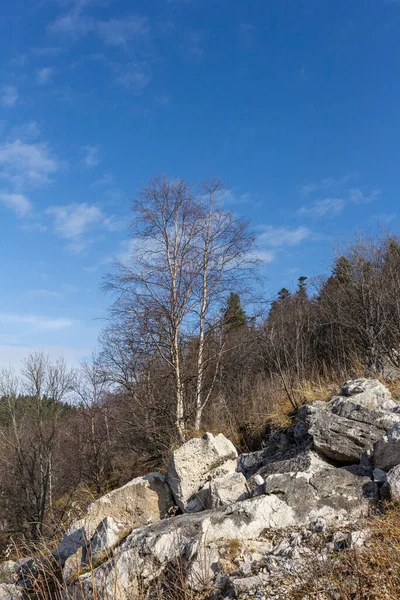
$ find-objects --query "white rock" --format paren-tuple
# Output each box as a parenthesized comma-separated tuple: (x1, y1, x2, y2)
(166, 433, 238, 512)
(56, 472, 173, 562)
(334, 379, 397, 410)
(207, 471, 249, 509)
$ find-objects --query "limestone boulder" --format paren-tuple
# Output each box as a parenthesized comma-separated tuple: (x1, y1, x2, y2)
(56, 472, 173, 563)
(387, 464, 400, 501)
(263, 460, 377, 523)
(166, 432, 238, 512)
(251, 448, 328, 481)
(333, 379, 397, 410)
(296, 402, 392, 464)
(206, 471, 249, 509)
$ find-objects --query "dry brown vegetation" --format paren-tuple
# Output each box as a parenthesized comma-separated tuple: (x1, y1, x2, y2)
(292, 504, 400, 600)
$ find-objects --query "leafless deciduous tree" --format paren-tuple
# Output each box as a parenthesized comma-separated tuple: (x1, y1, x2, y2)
(103, 175, 257, 440)
(0, 353, 74, 540)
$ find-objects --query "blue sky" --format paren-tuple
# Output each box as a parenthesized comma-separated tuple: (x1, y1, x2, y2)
(1, 0, 400, 369)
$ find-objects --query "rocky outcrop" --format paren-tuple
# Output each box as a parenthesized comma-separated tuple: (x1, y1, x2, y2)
(166, 432, 238, 512)
(69, 448, 374, 599)
(295, 380, 400, 464)
(333, 378, 396, 409)
(5, 378, 400, 600)
(56, 472, 173, 563)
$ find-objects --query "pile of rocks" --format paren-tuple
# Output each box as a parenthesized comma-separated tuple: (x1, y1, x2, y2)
(2, 378, 400, 600)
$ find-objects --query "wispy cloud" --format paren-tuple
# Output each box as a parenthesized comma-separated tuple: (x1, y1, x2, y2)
(300, 175, 354, 196)
(116, 65, 151, 93)
(27, 289, 63, 299)
(258, 225, 312, 247)
(96, 16, 149, 47)
(0, 313, 74, 331)
(46, 202, 119, 253)
(91, 172, 113, 187)
(298, 197, 345, 218)
(218, 189, 252, 206)
(27, 284, 78, 299)
(0, 192, 32, 217)
(49, 7, 149, 48)
(349, 188, 381, 203)
(36, 67, 55, 85)
(82, 145, 101, 168)
(0, 140, 60, 189)
(1, 86, 19, 108)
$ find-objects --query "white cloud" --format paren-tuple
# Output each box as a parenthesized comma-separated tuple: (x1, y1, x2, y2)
(117, 65, 150, 93)
(49, 8, 149, 48)
(96, 16, 149, 46)
(298, 198, 345, 218)
(300, 175, 354, 196)
(258, 225, 311, 247)
(36, 67, 55, 85)
(0, 192, 32, 217)
(349, 188, 380, 203)
(46, 202, 118, 252)
(91, 172, 113, 187)
(217, 189, 251, 206)
(46, 203, 105, 238)
(253, 250, 275, 263)
(0, 140, 60, 189)
(0, 313, 73, 331)
(27, 289, 63, 299)
(1, 85, 19, 108)
(82, 145, 101, 168)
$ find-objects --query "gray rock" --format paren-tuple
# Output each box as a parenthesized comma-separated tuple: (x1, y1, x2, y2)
(373, 467, 387, 483)
(252, 448, 329, 480)
(263, 460, 373, 523)
(166, 433, 238, 512)
(237, 449, 267, 478)
(297, 403, 389, 464)
(387, 464, 400, 501)
(329, 398, 400, 431)
(373, 423, 400, 471)
(231, 574, 269, 593)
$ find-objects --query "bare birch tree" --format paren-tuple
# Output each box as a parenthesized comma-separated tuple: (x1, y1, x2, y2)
(104, 175, 256, 440)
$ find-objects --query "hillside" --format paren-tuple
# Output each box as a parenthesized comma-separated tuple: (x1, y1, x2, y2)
(1, 378, 400, 599)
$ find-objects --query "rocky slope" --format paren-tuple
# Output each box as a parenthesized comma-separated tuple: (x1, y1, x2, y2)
(2, 378, 400, 600)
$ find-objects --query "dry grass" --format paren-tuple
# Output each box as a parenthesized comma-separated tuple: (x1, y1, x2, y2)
(292, 504, 400, 600)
